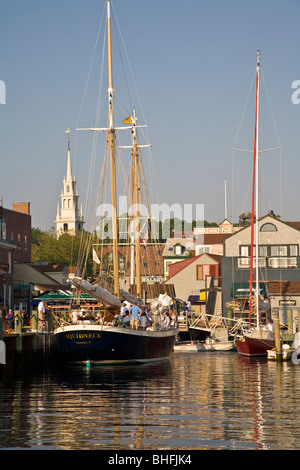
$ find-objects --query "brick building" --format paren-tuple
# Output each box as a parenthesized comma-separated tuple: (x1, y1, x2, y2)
(0, 202, 31, 310)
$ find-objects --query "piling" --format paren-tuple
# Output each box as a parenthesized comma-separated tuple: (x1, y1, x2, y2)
(0, 310, 3, 341)
(14, 310, 22, 353)
(227, 309, 233, 328)
(273, 309, 282, 362)
(31, 310, 38, 331)
(47, 309, 54, 333)
(287, 309, 293, 335)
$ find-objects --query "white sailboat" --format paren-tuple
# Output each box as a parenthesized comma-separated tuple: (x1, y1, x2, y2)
(54, 0, 178, 364)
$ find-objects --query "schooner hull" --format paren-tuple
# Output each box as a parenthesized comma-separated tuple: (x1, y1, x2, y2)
(54, 324, 178, 364)
(235, 336, 275, 357)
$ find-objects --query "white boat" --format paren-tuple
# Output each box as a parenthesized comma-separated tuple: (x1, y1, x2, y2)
(267, 344, 295, 361)
(203, 338, 236, 351)
(174, 338, 236, 353)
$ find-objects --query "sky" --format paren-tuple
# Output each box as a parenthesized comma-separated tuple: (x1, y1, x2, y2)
(1, 0, 300, 231)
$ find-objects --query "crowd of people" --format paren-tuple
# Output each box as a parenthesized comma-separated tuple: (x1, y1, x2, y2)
(114, 302, 178, 331)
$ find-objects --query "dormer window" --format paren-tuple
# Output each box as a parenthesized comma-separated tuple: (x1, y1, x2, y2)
(175, 244, 182, 255)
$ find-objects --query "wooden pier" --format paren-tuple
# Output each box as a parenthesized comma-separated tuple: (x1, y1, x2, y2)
(0, 310, 59, 369)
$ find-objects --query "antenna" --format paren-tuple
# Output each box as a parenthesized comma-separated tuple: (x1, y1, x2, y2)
(224, 178, 227, 220)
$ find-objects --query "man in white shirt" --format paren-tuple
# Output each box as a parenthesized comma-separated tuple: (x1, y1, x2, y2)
(38, 299, 46, 332)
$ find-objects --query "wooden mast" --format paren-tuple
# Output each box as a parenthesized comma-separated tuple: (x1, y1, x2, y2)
(131, 109, 142, 297)
(107, 0, 119, 297)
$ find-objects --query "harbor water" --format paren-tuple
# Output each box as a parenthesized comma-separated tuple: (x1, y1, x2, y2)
(0, 351, 300, 451)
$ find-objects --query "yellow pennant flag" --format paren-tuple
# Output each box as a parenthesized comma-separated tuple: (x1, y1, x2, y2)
(123, 116, 133, 124)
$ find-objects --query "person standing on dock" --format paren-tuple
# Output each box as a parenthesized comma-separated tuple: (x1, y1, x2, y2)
(38, 299, 46, 332)
(6, 309, 14, 331)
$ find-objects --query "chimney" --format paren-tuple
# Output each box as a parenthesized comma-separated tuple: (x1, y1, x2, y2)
(12, 202, 31, 215)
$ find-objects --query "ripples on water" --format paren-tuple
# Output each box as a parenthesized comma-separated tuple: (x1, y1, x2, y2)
(0, 352, 300, 450)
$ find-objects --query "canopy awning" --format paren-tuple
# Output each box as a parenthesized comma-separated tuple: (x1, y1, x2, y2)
(232, 282, 267, 298)
(32, 289, 95, 306)
(188, 292, 206, 304)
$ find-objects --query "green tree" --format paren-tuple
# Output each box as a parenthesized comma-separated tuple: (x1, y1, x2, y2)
(31, 228, 94, 279)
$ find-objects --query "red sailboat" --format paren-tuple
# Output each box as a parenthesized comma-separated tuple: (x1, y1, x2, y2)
(234, 51, 275, 356)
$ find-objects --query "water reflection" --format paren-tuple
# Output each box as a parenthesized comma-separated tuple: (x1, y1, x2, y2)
(0, 353, 299, 450)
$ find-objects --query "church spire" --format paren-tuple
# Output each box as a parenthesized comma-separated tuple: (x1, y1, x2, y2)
(65, 128, 73, 181)
(55, 129, 84, 237)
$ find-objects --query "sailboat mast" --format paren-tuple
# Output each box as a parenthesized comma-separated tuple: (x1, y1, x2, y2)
(107, 0, 119, 297)
(249, 50, 260, 325)
(255, 50, 260, 329)
(132, 109, 142, 297)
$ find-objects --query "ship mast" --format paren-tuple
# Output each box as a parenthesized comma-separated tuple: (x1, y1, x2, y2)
(107, 0, 119, 297)
(255, 50, 260, 330)
(249, 50, 260, 327)
(131, 109, 142, 297)
(77, 0, 150, 299)
(120, 109, 151, 298)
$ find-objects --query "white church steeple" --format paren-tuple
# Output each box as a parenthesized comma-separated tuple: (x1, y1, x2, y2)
(55, 129, 84, 237)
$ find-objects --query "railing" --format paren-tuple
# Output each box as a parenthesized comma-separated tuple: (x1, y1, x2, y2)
(268, 257, 297, 268)
(188, 312, 231, 332)
(238, 256, 298, 269)
(237, 257, 266, 268)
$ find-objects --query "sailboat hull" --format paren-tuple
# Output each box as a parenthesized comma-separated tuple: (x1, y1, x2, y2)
(54, 324, 178, 364)
(235, 336, 275, 357)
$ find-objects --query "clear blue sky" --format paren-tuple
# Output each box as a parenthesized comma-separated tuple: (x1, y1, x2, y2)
(1, 0, 300, 231)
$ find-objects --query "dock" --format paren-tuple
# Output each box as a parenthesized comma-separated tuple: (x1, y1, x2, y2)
(0, 310, 59, 369)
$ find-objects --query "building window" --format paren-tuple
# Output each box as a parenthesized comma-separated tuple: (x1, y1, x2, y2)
(290, 245, 298, 256)
(17, 234, 21, 249)
(197, 246, 211, 255)
(253, 245, 267, 257)
(0, 219, 6, 239)
(196, 265, 203, 280)
(240, 246, 249, 256)
(24, 235, 28, 251)
(64, 223, 68, 232)
(271, 245, 287, 257)
(175, 245, 182, 255)
(260, 223, 277, 232)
